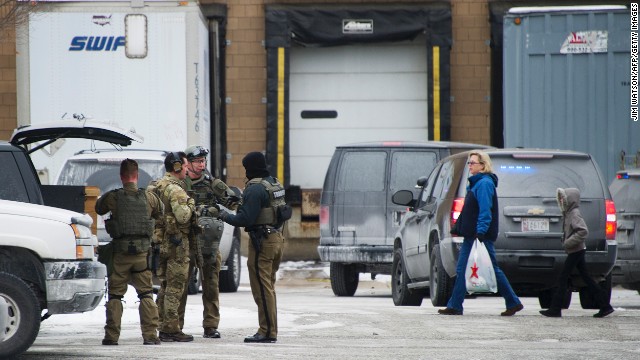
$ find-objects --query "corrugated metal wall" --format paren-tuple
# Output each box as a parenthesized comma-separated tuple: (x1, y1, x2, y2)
(503, 7, 634, 183)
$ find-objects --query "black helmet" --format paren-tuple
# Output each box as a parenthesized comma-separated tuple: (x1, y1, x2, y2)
(185, 145, 209, 160)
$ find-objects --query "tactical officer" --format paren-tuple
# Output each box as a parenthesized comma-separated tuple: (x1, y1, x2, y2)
(96, 159, 163, 346)
(152, 151, 197, 342)
(218, 151, 290, 343)
(178, 145, 239, 339)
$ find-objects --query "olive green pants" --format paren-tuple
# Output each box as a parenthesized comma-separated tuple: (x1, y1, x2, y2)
(178, 250, 222, 330)
(104, 251, 158, 342)
(248, 231, 284, 339)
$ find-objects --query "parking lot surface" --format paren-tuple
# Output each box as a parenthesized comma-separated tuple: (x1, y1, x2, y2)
(18, 267, 640, 360)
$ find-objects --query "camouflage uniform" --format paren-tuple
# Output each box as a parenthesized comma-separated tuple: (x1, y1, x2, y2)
(152, 172, 196, 335)
(179, 170, 237, 336)
(96, 182, 163, 345)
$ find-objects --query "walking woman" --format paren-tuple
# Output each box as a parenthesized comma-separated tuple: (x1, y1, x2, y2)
(439, 151, 524, 316)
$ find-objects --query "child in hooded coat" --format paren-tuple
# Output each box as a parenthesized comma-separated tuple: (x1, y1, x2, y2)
(539, 188, 615, 318)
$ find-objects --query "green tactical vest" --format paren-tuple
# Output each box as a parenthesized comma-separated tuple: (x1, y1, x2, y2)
(105, 189, 154, 254)
(187, 174, 215, 207)
(187, 172, 229, 207)
(247, 177, 289, 227)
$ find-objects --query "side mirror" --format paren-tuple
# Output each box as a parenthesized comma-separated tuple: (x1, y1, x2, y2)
(416, 176, 428, 188)
(392, 190, 415, 207)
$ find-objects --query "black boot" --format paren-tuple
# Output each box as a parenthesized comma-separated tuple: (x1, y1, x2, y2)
(539, 309, 561, 318)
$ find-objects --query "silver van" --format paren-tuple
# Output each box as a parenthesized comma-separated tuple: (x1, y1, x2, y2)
(318, 141, 491, 296)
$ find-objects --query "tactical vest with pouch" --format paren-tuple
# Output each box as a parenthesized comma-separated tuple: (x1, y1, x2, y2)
(189, 172, 230, 207)
(189, 174, 215, 207)
(247, 177, 291, 227)
(105, 189, 154, 254)
(188, 174, 225, 256)
(198, 217, 224, 256)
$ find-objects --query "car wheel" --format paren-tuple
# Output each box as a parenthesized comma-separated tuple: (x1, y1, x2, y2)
(187, 267, 201, 295)
(330, 262, 359, 296)
(579, 273, 612, 309)
(219, 232, 241, 293)
(430, 244, 453, 307)
(0, 272, 41, 358)
(538, 288, 572, 309)
(391, 247, 423, 306)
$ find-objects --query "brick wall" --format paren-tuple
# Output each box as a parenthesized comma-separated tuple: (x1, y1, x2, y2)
(220, 0, 268, 187)
(0, 4, 16, 141)
(450, 0, 491, 145)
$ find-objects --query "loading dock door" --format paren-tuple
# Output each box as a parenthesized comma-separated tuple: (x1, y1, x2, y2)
(265, 4, 452, 187)
(289, 37, 428, 188)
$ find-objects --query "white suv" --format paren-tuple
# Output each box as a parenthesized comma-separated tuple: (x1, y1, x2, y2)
(56, 149, 242, 292)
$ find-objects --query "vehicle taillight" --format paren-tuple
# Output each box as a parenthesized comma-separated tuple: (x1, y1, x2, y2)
(451, 198, 464, 225)
(605, 200, 617, 240)
(320, 205, 329, 225)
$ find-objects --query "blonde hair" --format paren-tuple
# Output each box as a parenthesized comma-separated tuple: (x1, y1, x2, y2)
(470, 150, 493, 173)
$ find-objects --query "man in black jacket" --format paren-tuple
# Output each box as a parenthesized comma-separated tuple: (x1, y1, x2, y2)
(218, 152, 288, 343)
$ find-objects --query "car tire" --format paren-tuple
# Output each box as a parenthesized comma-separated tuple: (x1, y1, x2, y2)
(391, 247, 424, 306)
(0, 272, 41, 358)
(430, 244, 453, 307)
(538, 287, 572, 309)
(219, 232, 241, 293)
(330, 262, 359, 296)
(187, 267, 201, 295)
(579, 273, 612, 309)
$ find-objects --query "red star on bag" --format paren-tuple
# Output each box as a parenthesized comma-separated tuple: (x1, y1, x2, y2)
(470, 263, 479, 279)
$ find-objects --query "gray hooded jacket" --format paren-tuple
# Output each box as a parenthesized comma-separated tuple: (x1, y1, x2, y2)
(556, 188, 589, 254)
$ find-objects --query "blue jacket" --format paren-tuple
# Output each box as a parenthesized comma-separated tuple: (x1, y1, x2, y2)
(455, 172, 499, 241)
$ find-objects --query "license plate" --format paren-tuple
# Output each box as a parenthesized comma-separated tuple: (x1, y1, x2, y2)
(521, 218, 549, 232)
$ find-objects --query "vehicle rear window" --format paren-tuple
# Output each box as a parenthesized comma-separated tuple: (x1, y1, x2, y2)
(0, 152, 30, 202)
(492, 157, 604, 198)
(610, 176, 640, 211)
(57, 159, 165, 194)
(338, 151, 386, 191)
(390, 151, 438, 192)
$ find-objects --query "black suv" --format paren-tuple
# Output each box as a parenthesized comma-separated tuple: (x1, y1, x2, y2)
(609, 169, 640, 293)
(391, 149, 617, 308)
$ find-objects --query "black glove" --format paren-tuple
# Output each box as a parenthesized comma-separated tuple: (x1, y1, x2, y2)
(198, 204, 219, 218)
(169, 235, 182, 246)
(218, 209, 231, 222)
(476, 233, 487, 242)
(222, 195, 241, 209)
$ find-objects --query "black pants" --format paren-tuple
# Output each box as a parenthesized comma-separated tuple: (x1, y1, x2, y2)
(550, 249, 609, 311)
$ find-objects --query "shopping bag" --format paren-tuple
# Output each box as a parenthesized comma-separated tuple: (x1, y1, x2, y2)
(465, 239, 498, 294)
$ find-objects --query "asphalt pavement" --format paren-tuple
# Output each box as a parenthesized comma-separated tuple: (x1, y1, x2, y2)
(16, 263, 640, 360)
